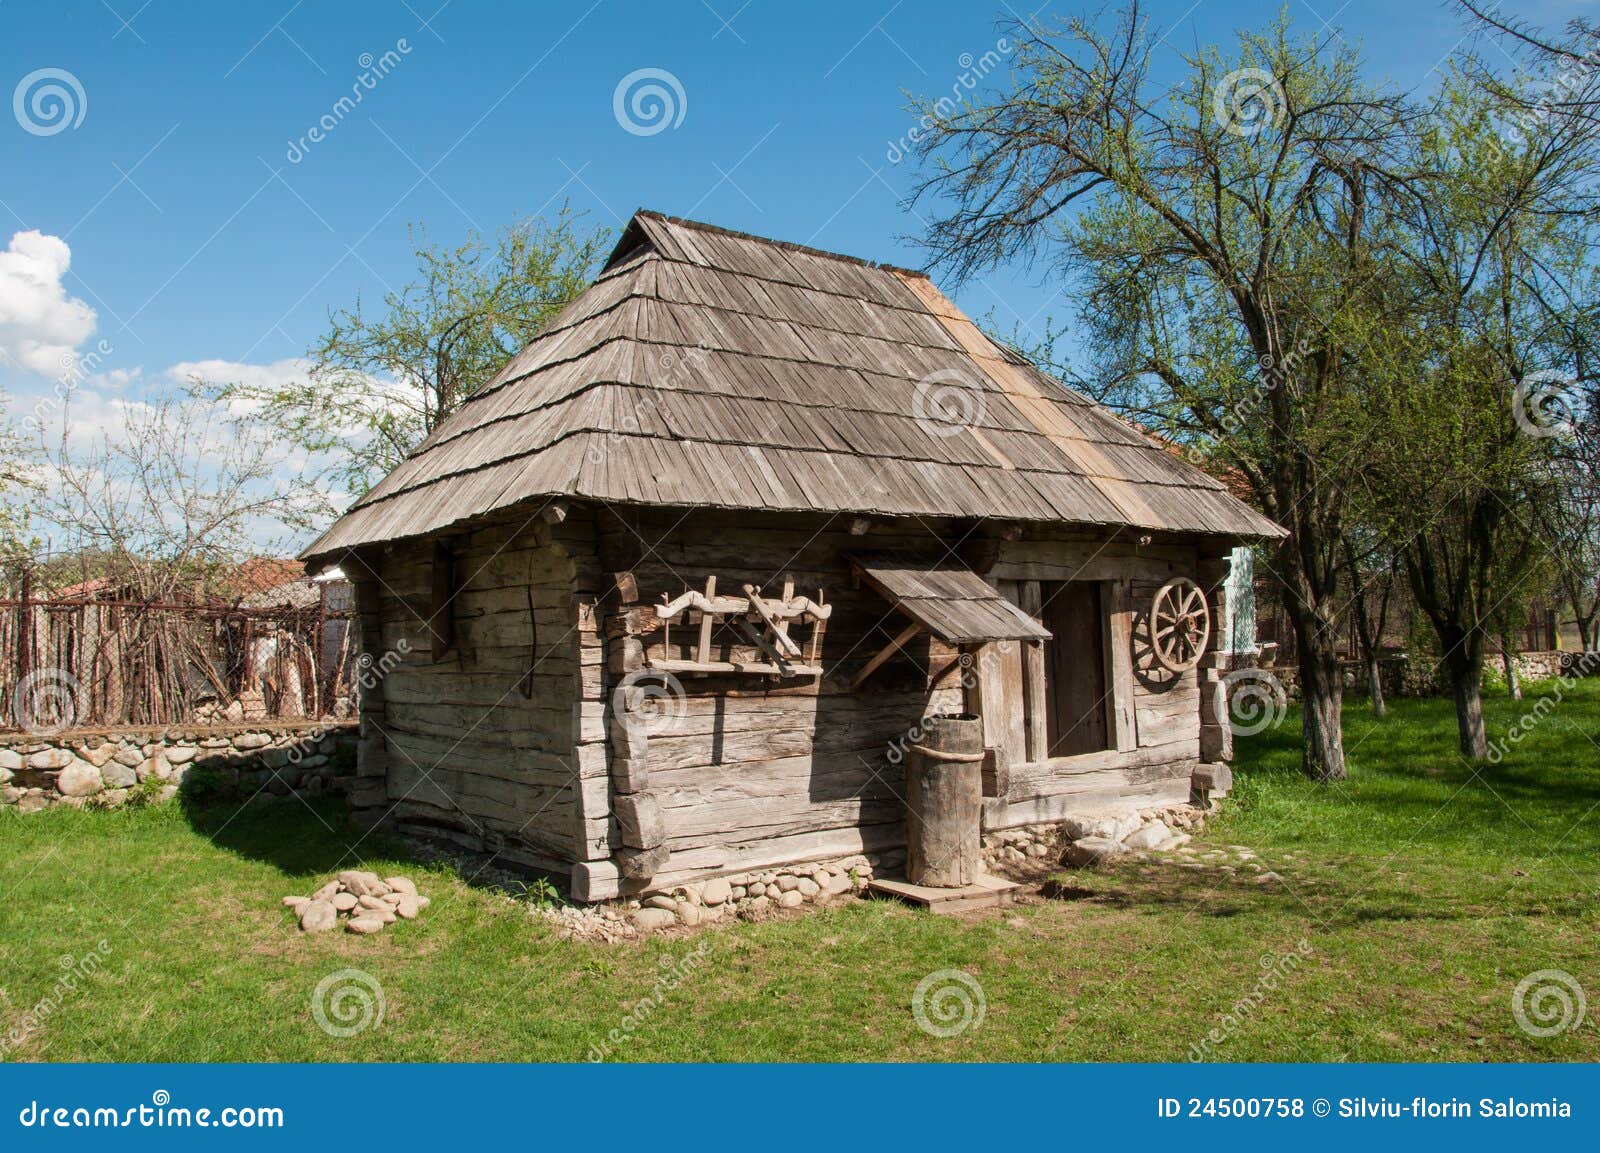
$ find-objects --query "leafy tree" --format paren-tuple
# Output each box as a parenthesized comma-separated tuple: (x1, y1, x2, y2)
(908, 4, 1412, 780)
(209, 205, 609, 496)
(1357, 73, 1597, 758)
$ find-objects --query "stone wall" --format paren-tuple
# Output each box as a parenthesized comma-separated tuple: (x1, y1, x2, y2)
(0, 723, 358, 813)
(1507, 650, 1600, 683)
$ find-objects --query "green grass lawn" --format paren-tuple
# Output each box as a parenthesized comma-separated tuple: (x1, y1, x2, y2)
(2, 680, 1597, 1063)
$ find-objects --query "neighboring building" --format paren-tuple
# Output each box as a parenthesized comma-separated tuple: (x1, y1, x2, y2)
(302, 211, 1283, 900)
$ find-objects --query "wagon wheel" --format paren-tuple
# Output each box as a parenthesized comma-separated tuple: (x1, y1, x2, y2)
(1149, 577, 1210, 674)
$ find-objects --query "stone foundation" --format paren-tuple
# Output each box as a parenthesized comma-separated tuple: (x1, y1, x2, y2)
(0, 723, 358, 813)
(983, 803, 1213, 874)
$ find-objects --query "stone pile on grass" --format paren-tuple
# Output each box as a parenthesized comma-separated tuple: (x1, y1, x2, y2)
(283, 871, 430, 935)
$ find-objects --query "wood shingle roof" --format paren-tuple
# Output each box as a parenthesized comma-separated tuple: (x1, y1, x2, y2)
(303, 211, 1282, 561)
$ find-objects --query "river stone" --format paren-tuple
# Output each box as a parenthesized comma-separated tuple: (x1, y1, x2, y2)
(676, 900, 702, 926)
(311, 880, 341, 901)
(163, 746, 198, 765)
(796, 877, 820, 898)
(1123, 821, 1173, 851)
(644, 894, 678, 911)
(0, 748, 21, 772)
(332, 893, 358, 912)
(136, 755, 170, 782)
(282, 895, 310, 913)
(299, 900, 338, 932)
(632, 908, 677, 931)
(700, 877, 732, 906)
(776, 890, 804, 909)
(99, 760, 137, 789)
(346, 914, 385, 935)
(56, 760, 103, 797)
(776, 874, 800, 892)
(384, 876, 417, 896)
(823, 873, 853, 896)
(233, 732, 271, 750)
(28, 748, 74, 771)
(1064, 837, 1128, 868)
(748, 882, 765, 897)
(81, 744, 119, 768)
(338, 870, 381, 897)
(395, 894, 422, 919)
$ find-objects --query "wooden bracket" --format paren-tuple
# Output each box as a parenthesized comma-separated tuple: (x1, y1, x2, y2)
(850, 620, 924, 690)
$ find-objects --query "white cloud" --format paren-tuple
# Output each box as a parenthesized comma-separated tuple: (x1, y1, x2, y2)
(167, 357, 308, 392)
(0, 230, 97, 377)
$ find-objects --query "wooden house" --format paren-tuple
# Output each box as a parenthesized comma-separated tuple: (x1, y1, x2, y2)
(301, 211, 1283, 901)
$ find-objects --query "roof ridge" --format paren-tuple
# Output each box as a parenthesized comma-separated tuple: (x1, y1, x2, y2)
(634, 209, 930, 280)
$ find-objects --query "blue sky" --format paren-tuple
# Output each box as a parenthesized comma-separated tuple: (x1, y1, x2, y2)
(0, 0, 1586, 460)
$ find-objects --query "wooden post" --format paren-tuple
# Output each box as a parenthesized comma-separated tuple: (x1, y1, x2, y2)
(905, 713, 984, 888)
(16, 567, 32, 699)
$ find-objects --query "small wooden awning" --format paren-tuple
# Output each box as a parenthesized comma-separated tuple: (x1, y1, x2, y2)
(849, 554, 1052, 645)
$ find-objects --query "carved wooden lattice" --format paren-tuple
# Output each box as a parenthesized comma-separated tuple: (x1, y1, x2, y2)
(646, 577, 831, 677)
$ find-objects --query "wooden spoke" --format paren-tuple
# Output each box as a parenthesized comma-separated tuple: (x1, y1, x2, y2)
(1148, 577, 1210, 673)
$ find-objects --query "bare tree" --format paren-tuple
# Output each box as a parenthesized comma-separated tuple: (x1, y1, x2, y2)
(32, 392, 334, 600)
(908, 4, 1414, 780)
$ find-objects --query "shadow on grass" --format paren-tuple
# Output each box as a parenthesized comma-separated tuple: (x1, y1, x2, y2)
(175, 783, 410, 881)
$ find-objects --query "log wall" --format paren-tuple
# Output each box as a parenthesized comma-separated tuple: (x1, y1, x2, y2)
(583, 509, 1224, 897)
(353, 503, 1237, 898)
(355, 505, 601, 872)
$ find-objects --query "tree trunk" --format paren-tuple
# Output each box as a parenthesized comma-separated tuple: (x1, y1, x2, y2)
(1499, 630, 1522, 700)
(1444, 645, 1489, 760)
(1366, 653, 1388, 718)
(1294, 625, 1347, 782)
